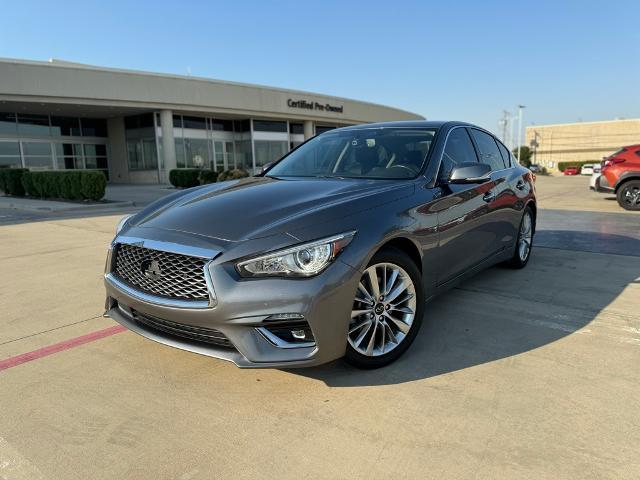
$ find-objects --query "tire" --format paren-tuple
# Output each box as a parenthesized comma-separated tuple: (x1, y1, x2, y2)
(505, 206, 534, 269)
(345, 247, 425, 369)
(616, 180, 640, 211)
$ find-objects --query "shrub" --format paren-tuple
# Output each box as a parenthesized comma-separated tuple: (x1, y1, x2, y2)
(557, 161, 598, 173)
(169, 169, 201, 188)
(0, 168, 28, 196)
(21, 171, 106, 201)
(218, 169, 250, 182)
(198, 169, 219, 185)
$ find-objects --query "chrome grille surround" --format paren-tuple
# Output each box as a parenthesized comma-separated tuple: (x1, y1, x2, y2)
(112, 241, 214, 305)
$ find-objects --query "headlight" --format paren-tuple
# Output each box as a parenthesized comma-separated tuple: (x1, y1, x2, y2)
(236, 231, 356, 278)
(115, 214, 134, 235)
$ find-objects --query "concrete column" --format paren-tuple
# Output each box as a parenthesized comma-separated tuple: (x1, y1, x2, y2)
(106, 117, 129, 183)
(160, 109, 176, 182)
(303, 120, 314, 140)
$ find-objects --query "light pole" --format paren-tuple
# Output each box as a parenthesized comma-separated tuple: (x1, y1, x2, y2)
(517, 105, 526, 164)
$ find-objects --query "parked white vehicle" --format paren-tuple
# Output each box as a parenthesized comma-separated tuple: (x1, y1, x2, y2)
(589, 163, 602, 190)
(581, 163, 595, 175)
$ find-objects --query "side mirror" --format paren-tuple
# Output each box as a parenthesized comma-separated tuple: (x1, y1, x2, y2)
(449, 162, 492, 184)
(261, 162, 274, 174)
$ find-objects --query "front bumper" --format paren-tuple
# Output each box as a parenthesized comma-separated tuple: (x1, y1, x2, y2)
(104, 239, 361, 368)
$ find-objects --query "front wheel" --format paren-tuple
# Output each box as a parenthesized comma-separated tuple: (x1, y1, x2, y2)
(505, 206, 534, 269)
(345, 247, 424, 369)
(616, 180, 640, 211)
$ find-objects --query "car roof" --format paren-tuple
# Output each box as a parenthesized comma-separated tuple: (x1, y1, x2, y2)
(336, 120, 476, 131)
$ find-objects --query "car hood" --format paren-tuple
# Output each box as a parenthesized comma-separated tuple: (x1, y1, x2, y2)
(132, 176, 414, 242)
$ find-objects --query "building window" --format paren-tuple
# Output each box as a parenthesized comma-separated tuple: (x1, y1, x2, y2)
(234, 120, 251, 132)
(253, 120, 288, 133)
(81, 118, 108, 137)
(0, 113, 18, 135)
(289, 123, 304, 134)
(55, 143, 84, 169)
(0, 140, 21, 168)
(315, 126, 335, 135)
(254, 140, 288, 168)
(22, 141, 53, 170)
(182, 116, 207, 130)
(51, 117, 81, 136)
(173, 115, 183, 128)
(234, 140, 253, 170)
(184, 138, 209, 168)
(83, 144, 109, 172)
(127, 139, 157, 171)
(210, 119, 234, 132)
(17, 114, 50, 136)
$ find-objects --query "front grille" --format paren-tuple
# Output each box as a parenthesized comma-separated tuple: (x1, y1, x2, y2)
(131, 309, 234, 349)
(114, 243, 210, 302)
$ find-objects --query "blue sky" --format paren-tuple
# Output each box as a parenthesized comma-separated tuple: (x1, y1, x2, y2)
(2, 0, 638, 136)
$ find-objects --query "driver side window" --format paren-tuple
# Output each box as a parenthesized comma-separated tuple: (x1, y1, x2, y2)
(438, 128, 478, 183)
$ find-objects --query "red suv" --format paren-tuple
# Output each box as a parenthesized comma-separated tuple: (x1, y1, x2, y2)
(596, 144, 640, 211)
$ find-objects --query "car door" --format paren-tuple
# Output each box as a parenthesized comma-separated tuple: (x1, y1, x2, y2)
(468, 128, 521, 254)
(432, 127, 499, 285)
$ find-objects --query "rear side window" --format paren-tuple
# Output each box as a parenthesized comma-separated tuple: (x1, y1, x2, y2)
(496, 140, 512, 168)
(439, 127, 478, 182)
(469, 129, 506, 170)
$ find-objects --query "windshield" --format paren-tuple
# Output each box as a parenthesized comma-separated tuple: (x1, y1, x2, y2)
(266, 127, 437, 179)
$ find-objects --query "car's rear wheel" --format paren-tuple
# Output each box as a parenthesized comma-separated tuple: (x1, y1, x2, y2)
(616, 180, 640, 211)
(345, 247, 424, 369)
(506, 206, 534, 269)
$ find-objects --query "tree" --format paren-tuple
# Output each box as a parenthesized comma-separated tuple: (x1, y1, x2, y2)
(512, 145, 532, 168)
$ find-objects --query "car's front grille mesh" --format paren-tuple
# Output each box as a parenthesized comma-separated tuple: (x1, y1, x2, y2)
(130, 309, 234, 348)
(114, 244, 210, 301)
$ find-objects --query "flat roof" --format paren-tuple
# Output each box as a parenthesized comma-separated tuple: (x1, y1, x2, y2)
(0, 57, 424, 124)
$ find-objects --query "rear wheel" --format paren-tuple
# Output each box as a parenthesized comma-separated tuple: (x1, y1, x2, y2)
(616, 180, 640, 211)
(505, 206, 534, 269)
(345, 247, 424, 369)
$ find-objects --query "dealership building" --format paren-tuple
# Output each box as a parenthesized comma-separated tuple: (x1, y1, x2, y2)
(0, 58, 423, 184)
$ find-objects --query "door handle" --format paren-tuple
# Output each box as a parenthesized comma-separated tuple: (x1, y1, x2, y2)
(516, 180, 526, 190)
(482, 191, 495, 202)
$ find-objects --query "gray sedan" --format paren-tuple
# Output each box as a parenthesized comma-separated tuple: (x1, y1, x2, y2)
(104, 121, 536, 369)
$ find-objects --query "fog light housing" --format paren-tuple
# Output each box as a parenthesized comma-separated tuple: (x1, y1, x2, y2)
(257, 316, 315, 348)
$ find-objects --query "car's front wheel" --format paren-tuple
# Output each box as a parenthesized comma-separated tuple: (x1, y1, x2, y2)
(345, 247, 424, 369)
(616, 180, 640, 211)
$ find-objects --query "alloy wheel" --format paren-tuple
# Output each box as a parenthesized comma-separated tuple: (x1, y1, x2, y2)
(518, 211, 533, 262)
(622, 185, 640, 209)
(348, 262, 417, 357)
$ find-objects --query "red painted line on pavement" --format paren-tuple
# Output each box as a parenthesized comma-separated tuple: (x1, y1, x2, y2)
(0, 325, 127, 372)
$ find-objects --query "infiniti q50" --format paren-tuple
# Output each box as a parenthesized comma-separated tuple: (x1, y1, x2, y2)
(104, 121, 536, 369)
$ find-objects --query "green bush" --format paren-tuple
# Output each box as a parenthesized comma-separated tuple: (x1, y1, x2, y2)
(21, 171, 106, 201)
(0, 168, 28, 196)
(198, 169, 219, 185)
(218, 169, 250, 182)
(169, 169, 201, 188)
(557, 161, 598, 173)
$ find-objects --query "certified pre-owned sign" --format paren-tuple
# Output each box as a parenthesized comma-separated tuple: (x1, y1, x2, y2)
(287, 99, 344, 113)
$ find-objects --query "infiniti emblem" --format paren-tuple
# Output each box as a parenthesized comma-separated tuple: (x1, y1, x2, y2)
(141, 258, 162, 281)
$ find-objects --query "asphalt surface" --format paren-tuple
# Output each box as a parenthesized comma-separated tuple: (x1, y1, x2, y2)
(0, 175, 639, 480)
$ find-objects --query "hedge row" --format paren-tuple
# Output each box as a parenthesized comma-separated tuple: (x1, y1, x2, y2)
(169, 168, 250, 188)
(0, 168, 28, 196)
(0, 168, 106, 201)
(557, 161, 599, 173)
(22, 171, 107, 201)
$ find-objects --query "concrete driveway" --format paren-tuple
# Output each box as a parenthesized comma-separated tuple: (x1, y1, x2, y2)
(0, 175, 638, 479)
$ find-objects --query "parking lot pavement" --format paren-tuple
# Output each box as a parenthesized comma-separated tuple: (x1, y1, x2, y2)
(535, 174, 636, 214)
(0, 179, 639, 479)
